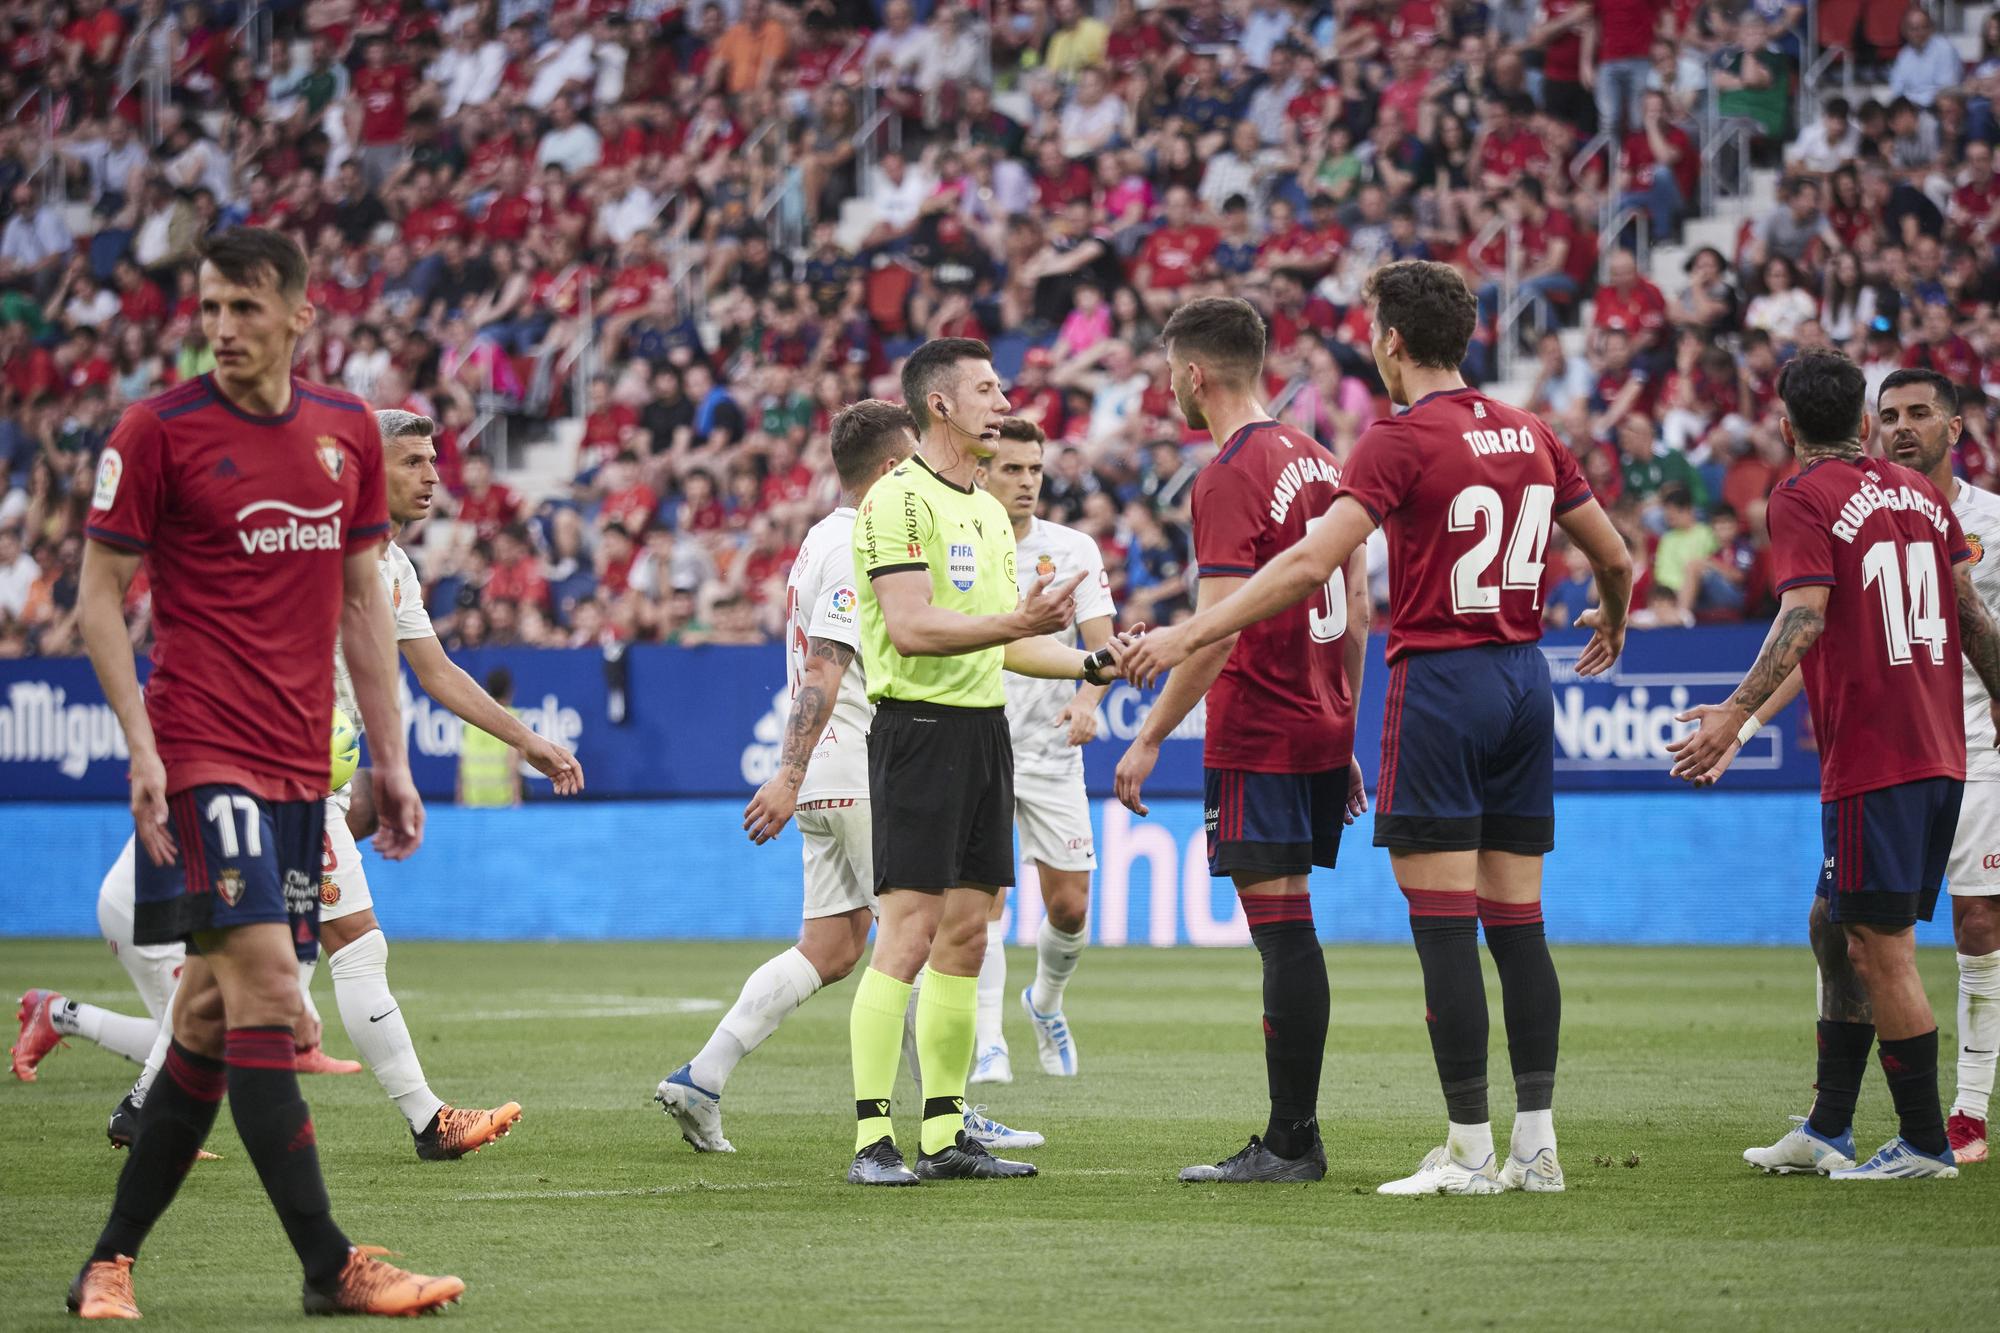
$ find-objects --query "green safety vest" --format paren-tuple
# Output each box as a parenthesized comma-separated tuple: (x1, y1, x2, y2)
(458, 726, 516, 807)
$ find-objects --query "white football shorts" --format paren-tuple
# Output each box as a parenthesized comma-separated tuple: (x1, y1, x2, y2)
(1948, 779, 2000, 896)
(798, 799, 877, 919)
(1014, 766, 1096, 872)
(318, 786, 375, 923)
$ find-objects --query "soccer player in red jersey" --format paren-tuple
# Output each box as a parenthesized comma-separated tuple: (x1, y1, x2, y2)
(1113, 297, 1371, 1183)
(1673, 351, 2000, 1181)
(1126, 262, 1634, 1194)
(67, 229, 463, 1319)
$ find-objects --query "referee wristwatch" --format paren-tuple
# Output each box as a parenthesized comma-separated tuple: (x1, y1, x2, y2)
(1081, 646, 1118, 687)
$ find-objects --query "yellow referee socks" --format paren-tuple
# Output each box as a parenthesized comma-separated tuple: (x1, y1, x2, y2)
(916, 966, 979, 1155)
(850, 968, 913, 1152)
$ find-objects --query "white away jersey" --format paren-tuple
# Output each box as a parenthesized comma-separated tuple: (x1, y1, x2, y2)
(1954, 479, 2000, 781)
(788, 507, 872, 802)
(334, 540, 432, 733)
(1005, 517, 1116, 777)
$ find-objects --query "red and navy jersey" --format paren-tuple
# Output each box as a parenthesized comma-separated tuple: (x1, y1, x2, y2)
(1768, 456, 1970, 801)
(86, 375, 388, 803)
(1334, 387, 1592, 664)
(1191, 420, 1354, 774)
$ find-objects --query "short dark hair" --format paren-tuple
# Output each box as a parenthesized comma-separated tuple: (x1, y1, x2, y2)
(1660, 484, 1694, 510)
(197, 227, 307, 299)
(1879, 366, 1960, 417)
(829, 398, 916, 488)
(1777, 350, 1867, 448)
(995, 416, 1046, 444)
(1363, 260, 1477, 371)
(1824, 96, 1850, 118)
(1161, 296, 1265, 388)
(1511, 175, 1546, 206)
(900, 337, 991, 433)
(485, 666, 513, 701)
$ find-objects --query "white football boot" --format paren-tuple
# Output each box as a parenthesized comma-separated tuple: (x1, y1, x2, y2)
(1377, 1144, 1503, 1195)
(1743, 1116, 1855, 1175)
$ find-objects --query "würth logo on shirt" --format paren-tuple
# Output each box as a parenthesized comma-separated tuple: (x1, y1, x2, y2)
(235, 499, 343, 554)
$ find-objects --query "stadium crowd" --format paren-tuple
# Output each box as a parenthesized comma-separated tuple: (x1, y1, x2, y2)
(2, 0, 1998, 657)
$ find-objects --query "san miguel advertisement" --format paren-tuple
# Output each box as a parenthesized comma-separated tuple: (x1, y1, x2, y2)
(0, 627, 1814, 802)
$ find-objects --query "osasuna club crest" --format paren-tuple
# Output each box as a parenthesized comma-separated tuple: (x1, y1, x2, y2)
(316, 436, 345, 481)
(216, 868, 245, 907)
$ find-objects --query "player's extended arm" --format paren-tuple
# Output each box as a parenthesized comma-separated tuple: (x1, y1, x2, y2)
(744, 636, 853, 844)
(1341, 545, 1372, 820)
(403, 634, 584, 794)
(1669, 585, 1829, 783)
(1056, 614, 1116, 745)
(1115, 575, 1248, 816)
(80, 540, 174, 867)
(1124, 497, 1376, 689)
(1555, 497, 1633, 677)
(342, 547, 424, 860)
(1955, 561, 2000, 749)
(873, 567, 1082, 657)
(1668, 665, 1802, 786)
(1002, 632, 1095, 680)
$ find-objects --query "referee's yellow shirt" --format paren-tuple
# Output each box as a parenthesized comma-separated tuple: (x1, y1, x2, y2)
(853, 453, 1018, 708)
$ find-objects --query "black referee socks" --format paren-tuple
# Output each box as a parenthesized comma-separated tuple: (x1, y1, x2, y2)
(1242, 894, 1329, 1160)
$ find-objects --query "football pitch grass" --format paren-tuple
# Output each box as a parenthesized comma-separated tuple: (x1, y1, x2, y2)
(3, 938, 1996, 1332)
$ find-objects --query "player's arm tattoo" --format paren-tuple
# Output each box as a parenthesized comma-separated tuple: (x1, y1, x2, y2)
(1955, 565, 2000, 699)
(1728, 603, 1826, 715)
(779, 637, 856, 782)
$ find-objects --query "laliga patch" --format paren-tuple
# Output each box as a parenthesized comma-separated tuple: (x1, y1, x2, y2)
(949, 542, 977, 592)
(825, 584, 858, 626)
(91, 447, 122, 511)
(315, 436, 345, 481)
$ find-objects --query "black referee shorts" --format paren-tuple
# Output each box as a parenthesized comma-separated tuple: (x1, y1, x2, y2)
(868, 699, 1016, 893)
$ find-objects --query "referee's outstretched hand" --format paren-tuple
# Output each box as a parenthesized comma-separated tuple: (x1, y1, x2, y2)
(1017, 570, 1085, 637)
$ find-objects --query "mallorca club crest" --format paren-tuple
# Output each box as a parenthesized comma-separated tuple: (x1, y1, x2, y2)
(216, 868, 245, 907)
(321, 877, 341, 907)
(1969, 533, 1986, 566)
(1035, 553, 1056, 578)
(315, 436, 345, 481)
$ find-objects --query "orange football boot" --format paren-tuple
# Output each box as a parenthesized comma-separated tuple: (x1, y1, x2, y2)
(413, 1103, 523, 1160)
(67, 1256, 140, 1320)
(12, 988, 65, 1081)
(302, 1246, 464, 1316)
(294, 1044, 363, 1075)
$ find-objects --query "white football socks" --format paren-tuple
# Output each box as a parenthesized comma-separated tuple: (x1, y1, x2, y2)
(1956, 949, 2000, 1121)
(974, 920, 1007, 1051)
(1030, 919, 1087, 1015)
(1447, 1120, 1496, 1168)
(129, 1022, 172, 1107)
(50, 996, 159, 1064)
(328, 929, 444, 1133)
(1510, 1108, 1557, 1160)
(688, 945, 824, 1095)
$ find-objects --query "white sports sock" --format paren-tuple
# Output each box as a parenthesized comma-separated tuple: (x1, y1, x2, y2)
(328, 929, 444, 1133)
(1510, 1108, 1557, 1159)
(1030, 919, 1087, 1014)
(129, 1023, 172, 1107)
(51, 996, 160, 1064)
(1956, 949, 2000, 1121)
(297, 956, 323, 1027)
(687, 946, 823, 1094)
(974, 920, 1007, 1050)
(1447, 1120, 1496, 1168)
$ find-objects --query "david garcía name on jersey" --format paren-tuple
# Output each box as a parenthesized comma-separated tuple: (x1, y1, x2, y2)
(1267, 455, 1341, 524)
(1831, 470, 1952, 544)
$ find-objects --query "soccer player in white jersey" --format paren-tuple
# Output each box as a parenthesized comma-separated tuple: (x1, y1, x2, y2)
(655, 401, 916, 1153)
(1677, 368, 2000, 1169)
(967, 415, 1115, 1081)
(16, 411, 583, 1161)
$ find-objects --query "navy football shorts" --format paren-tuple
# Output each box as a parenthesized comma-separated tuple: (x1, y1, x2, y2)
(1204, 766, 1346, 878)
(1374, 642, 1555, 855)
(1817, 776, 1962, 928)
(134, 784, 326, 962)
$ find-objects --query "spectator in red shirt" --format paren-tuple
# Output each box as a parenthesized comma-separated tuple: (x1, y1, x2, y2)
(1617, 90, 1695, 241)
(597, 453, 659, 537)
(1475, 177, 1577, 332)
(400, 172, 469, 254)
(63, 0, 125, 74)
(111, 258, 167, 330)
(1596, 0, 1666, 139)
(1594, 249, 1670, 358)
(350, 37, 415, 187)
(487, 524, 552, 611)
(455, 451, 524, 543)
(1133, 185, 1219, 320)
(1902, 301, 1984, 394)
(1012, 348, 1067, 438)
(1474, 93, 1549, 194)
(1533, 0, 1596, 130)
(1950, 140, 2000, 249)
(577, 376, 639, 478)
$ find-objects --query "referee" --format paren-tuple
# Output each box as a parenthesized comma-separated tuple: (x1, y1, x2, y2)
(846, 338, 1126, 1185)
